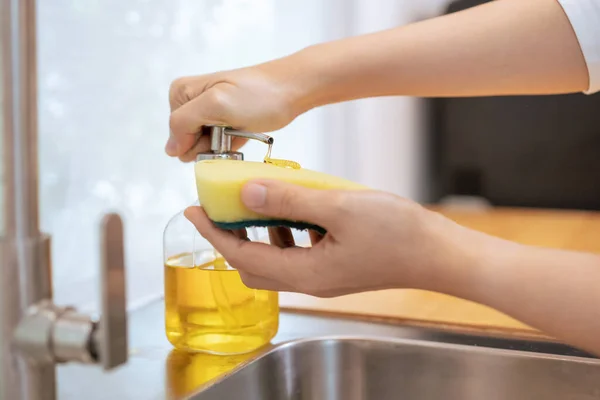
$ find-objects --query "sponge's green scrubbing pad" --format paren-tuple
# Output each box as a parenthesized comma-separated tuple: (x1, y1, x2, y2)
(194, 160, 368, 233)
(211, 219, 328, 235)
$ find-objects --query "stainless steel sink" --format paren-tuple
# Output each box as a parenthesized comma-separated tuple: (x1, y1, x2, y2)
(186, 336, 600, 400)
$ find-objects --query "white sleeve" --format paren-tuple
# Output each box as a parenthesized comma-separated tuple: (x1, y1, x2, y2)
(557, 0, 600, 94)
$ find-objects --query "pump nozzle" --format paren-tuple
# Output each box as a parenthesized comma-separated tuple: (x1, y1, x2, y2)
(196, 125, 274, 162)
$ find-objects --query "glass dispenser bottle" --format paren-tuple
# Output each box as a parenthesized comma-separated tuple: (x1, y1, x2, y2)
(163, 126, 279, 355)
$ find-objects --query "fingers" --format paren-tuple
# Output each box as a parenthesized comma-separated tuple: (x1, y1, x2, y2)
(184, 206, 312, 284)
(169, 76, 201, 111)
(238, 271, 295, 292)
(309, 230, 325, 246)
(230, 226, 301, 290)
(167, 90, 230, 158)
(231, 228, 248, 240)
(268, 226, 295, 248)
(240, 180, 346, 232)
(175, 134, 210, 162)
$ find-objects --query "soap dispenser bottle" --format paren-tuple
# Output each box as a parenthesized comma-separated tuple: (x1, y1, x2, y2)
(163, 125, 279, 355)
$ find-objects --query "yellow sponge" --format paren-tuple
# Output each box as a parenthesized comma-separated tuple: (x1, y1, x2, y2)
(194, 159, 368, 233)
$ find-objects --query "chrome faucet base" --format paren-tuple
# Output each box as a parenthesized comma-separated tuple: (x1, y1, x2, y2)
(0, 219, 128, 400)
(14, 300, 97, 366)
(1, 237, 55, 400)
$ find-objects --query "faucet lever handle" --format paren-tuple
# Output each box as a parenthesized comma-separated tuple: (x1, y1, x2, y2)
(97, 213, 128, 370)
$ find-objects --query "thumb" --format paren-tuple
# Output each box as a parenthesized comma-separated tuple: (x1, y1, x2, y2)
(241, 180, 343, 230)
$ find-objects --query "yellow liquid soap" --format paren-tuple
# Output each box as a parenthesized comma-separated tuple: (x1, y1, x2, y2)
(165, 250, 279, 355)
(166, 348, 259, 398)
(263, 143, 301, 169)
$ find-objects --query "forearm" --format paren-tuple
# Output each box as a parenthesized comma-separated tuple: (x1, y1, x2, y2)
(442, 228, 600, 355)
(279, 0, 588, 112)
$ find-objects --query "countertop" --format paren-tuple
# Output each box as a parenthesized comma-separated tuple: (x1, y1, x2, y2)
(59, 206, 600, 398)
(58, 301, 434, 400)
(58, 299, 592, 400)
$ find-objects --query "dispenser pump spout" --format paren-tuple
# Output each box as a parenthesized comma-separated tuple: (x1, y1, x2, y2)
(196, 125, 274, 161)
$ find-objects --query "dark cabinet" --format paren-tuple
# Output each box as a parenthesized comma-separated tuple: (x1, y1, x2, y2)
(429, 0, 600, 210)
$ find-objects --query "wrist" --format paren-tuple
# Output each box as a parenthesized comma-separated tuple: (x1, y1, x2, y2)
(415, 211, 511, 300)
(287, 45, 333, 115)
(253, 46, 323, 120)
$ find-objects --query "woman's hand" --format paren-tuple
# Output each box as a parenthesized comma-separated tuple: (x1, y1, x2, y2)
(184, 180, 600, 355)
(183, 180, 480, 297)
(167, 60, 305, 162)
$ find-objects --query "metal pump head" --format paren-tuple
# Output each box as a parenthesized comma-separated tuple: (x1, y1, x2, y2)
(196, 125, 274, 161)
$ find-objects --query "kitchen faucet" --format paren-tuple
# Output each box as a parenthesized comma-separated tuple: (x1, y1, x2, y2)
(1, 1, 129, 399)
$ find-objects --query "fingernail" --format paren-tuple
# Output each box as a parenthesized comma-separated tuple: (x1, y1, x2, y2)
(183, 207, 194, 221)
(242, 183, 267, 209)
(165, 137, 178, 155)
